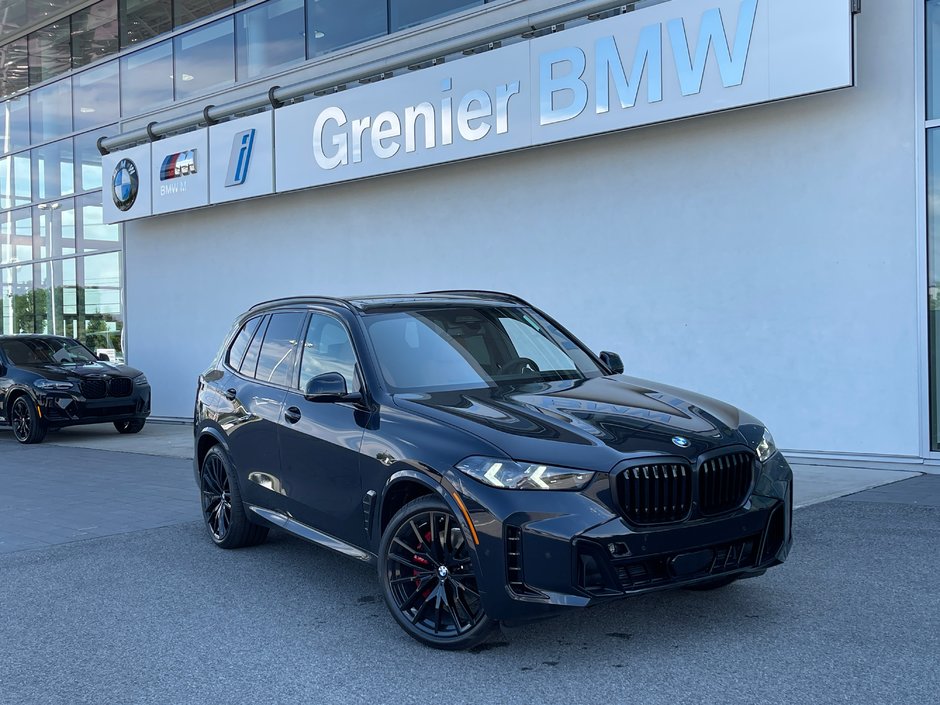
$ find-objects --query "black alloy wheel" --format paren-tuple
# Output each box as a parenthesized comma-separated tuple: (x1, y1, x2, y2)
(199, 446, 268, 549)
(114, 418, 146, 434)
(10, 396, 47, 444)
(379, 496, 493, 650)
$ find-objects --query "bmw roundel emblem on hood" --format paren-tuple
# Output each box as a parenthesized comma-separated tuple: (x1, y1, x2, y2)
(671, 436, 690, 448)
(112, 158, 139, 212)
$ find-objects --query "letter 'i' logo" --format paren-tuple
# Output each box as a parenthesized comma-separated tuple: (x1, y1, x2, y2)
(225, 129, 255, 187)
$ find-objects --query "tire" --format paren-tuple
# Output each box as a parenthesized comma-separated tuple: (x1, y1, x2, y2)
(114, 418, 146, 434)
(683, 575, 740, 591)
(378, 495, 494, 650)
(199, 445, 268, 549)
(10, 396, 47, 444)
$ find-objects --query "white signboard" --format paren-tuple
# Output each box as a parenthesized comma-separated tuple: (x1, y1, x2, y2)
(102, 0, 853, 223)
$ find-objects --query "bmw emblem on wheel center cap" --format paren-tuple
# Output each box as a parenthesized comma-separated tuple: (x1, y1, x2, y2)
(112, 158, 139, 212)
(671, 436, 690, 448)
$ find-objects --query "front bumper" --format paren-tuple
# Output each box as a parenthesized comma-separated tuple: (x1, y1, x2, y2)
(456, 453, 793, 622)
(36, 386, 151, 426)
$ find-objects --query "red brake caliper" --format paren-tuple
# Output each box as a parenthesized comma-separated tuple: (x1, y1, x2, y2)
(413, 532, 433, 596)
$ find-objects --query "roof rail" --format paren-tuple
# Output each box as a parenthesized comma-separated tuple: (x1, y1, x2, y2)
(247, 296, 355, 312)
(419, 290, 532, 306)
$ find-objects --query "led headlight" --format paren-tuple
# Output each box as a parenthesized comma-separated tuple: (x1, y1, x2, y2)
(456, 456, 594, 490)
(756, 428, 777, 463)
(33, 379, 74, 391)
(134, 374, 149, 386)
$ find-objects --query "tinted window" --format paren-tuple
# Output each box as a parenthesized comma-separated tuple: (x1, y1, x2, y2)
(72, 0, 119, 68)
(299, 313, 360, 393)
(307, 0, 387, 58)
(389, 0, 482, 32)
(30, 77, 72, 143)
(174, 18, 234, 101)
(0, 95, 30, 155)
(0, 39, 29, 98)
(28, 19, 72, 85)
(120, 42, 173, 116)
(227, 316, 261, 369)
(120, 0, 172, 47)
(175, 0, 233, 28)
(1, 337, 97, 365)
(72, 61, 120, 131)
(236, 0, 305, 80)
(255, 312, 304, 386)
(239, 314, 267, 377)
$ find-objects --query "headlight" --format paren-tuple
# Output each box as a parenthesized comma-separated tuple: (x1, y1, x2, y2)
(456, 456, 594, 490)
(756, 428, 777, 462)
(33, 379, 74, 391)
(134, 374, 148, 386)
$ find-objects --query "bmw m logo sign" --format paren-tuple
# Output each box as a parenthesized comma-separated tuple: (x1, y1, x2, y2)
(160, 150, 197, 180)
(111, 158, 139, 212)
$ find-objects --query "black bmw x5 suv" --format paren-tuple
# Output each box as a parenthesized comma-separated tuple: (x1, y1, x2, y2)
(194, 292, 792, 649)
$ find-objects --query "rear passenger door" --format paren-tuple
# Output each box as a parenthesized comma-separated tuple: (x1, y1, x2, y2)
(223, 311, 306, 511)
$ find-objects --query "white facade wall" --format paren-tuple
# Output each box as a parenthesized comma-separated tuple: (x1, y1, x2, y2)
(125, 1, 922, 461)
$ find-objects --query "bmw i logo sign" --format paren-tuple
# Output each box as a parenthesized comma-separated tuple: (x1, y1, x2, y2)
(671, 436, 691, 448)
(112, 158, 139, 212)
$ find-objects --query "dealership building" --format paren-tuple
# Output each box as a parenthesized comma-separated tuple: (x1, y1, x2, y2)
(2, 0, 939, 471)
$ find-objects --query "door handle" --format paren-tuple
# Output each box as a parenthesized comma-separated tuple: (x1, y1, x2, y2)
(284, 406, 302, 424)
(224, 388, 237, 401)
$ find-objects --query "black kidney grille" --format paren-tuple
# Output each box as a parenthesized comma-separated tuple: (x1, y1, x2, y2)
(81, 379, 107, 399)
(108, 378, 133, 397)
(617, 463, 692, 524)
(699, 451, 755, 515)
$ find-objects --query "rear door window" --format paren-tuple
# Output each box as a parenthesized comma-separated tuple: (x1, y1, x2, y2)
(239, 315, 269, 377)
(227, 316, 262, 369)
(255, 312, 306, 386)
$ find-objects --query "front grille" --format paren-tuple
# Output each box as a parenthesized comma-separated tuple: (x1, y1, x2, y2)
(699, 451, 755, 515)
(616, 463, 692, 525)
(82, 405, 136, 417)
(81, 379, 107, 399)
(108, 377, 133, 397)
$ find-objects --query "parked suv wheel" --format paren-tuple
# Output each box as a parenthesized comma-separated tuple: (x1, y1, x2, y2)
(199, 446, 268, 549)
(11, 396, 47, 444)
(379, 496, 494, 650)
(114, 418, 146, 434)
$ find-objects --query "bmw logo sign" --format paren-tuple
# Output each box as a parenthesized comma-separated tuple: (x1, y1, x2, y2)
(671, 436, 691, 448)
(112, 158, 139, 212)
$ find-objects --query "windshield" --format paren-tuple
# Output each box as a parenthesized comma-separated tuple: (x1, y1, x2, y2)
(363, 305, 603, 393)
(0, 337, 99, 366)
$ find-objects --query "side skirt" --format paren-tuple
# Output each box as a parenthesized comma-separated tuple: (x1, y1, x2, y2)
(248, 505, 376, 564)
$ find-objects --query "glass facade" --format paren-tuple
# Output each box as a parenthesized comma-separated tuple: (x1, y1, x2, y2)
(929, 0, 940, 449)
(0, 0, 499, 361)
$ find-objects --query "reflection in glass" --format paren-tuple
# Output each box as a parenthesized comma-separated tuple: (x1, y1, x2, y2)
(930, 1, 940, 120)
(175, 19, 235, 101)
(34, 200, 74, 260)
(71, 0, 119, 69)
(0, 96, 30, 155)
(74, 126, 115, 192)
(0, 2, 28, 44)
(929, 128, 940, 449)
(29, 1, 78, 25)
(236, 0, 305, 80)
(28, 19, 72, 85)
(175, 0, 233, 28)
(120, 41, 173, 116)
(0, 39, 29, 98)
(72, 61, 120, 131)
(120, 0, 172, 47)
(0, 153, 31, 209)
(83, 251, 123, 350)
(33, 260, 54, 333)
(389, 0, 483, 32)
(32, 139, 74, 201)
(77, 192, 120, 252)
(0, 208, 32, 265)
(307, 0, 387, 58)
(30, 78, 72, 142)
(0, 262, 35, 334)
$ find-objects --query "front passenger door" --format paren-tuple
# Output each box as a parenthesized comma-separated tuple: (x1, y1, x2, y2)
(277, 312, 370, 543)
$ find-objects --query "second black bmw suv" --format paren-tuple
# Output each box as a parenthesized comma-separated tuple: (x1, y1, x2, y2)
(194, 292, 792, 649)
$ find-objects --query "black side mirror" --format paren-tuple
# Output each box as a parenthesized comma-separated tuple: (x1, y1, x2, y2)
(97, 353, 110, 362)
(599, 351, 624, 375)
(304, 372, 361, 403)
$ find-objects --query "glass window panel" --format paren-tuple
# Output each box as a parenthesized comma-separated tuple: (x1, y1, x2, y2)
(389, 0, 482, 33)
(255, 311, 305, 386)
(28, 19, 72, 85)
(299, 313, 360, 393)
(33, 198, 74, 259)
(240, 314, 267, 376)
(120, 0, 172, 48)
(930, 1, 940, 120)
(72, 61, 119, 131)
(29, 1, 77, 24)
(174, 19, 235, 101)
(0, 153, 31, 209)
(0, 96, 30, 155)
(120, 41, 173, 116)
(227, 316, 262, 368)
(0, 2, 28, 43)
(32, 139, 74, 201)
(33, 260, 54, 334)
(236, 0, 304, 80)
(74, 125, 116, 192)
(0, 39, 29, 98)
(0, 262, 35, 333)
(77, 192, 120, 252)
(175, 0, 233, 28)
(0, 208, 32, 265)
(307, 0, 387, 58)
(929, 128, 940, 448)
(71, 0, 119, 69)
(80, 251, 123, 362)
(55, 257, 80, 339)
(30, 77, 72, 142)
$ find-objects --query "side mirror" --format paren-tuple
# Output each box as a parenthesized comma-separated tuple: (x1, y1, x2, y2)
(599, 351, 624, 375)
(97, 353, 110, 362)
(304, 372, 362, 403)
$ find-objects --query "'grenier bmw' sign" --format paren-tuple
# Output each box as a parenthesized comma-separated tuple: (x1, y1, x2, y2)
(102, 0, 853, 223)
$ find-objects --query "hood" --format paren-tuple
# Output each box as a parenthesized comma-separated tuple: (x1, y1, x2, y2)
(17, 361, 144, 382)
(393, 375, 753, 473)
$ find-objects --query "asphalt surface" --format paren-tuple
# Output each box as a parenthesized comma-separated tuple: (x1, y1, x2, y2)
(0, 443, 938, 704)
